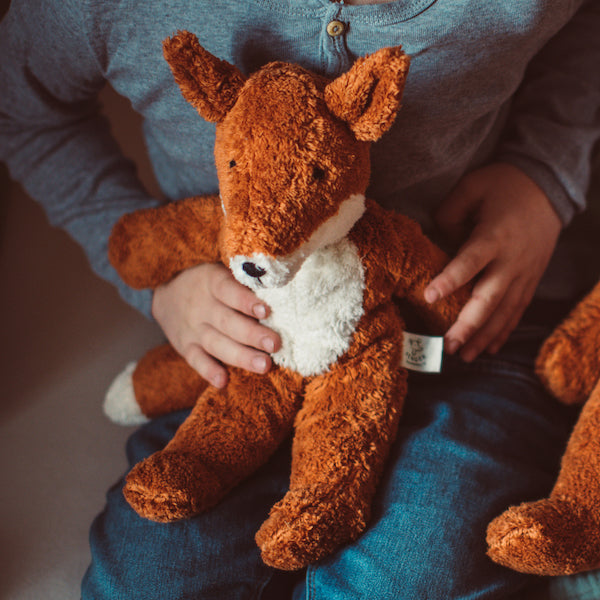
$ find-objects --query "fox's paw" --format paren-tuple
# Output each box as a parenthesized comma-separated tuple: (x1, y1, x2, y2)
(256, 486, 367, 571)
(124, 451, 224, 522)
(487, 497, 600, 576)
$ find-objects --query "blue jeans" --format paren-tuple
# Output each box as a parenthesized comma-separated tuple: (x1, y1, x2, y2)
(82, 324, 591, 599)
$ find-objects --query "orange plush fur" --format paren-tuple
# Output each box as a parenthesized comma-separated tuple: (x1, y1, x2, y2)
(487, 280, 600, 575)
(106, 31, 469, 571)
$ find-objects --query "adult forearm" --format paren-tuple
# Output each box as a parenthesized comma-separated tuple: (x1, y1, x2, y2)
(1, 108, 159, 316)
(497, 0, 600, 224)
(0, 0, 159, 316)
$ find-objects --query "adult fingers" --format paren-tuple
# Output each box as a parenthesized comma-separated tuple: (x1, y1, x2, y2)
(444, 259, 512, 355)
(455, 274, 529, 362)
(425, 228, 497, 303)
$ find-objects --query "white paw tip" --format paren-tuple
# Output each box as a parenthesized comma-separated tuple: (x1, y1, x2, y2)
(104, 362, 149, 426)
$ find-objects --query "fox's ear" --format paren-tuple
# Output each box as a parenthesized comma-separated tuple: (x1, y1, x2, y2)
(163, 31, 246, 122)
(325, 47, 410, 142)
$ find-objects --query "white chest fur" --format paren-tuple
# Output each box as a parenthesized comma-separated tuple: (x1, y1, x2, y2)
(256, 237, 365, 377)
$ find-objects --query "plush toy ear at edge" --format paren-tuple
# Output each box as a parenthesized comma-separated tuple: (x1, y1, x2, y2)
(324, 47, 410, 142)
(163, 31, 247, 122)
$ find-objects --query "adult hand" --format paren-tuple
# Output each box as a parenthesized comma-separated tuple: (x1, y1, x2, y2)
(152, 263, 281, 388)
(424, 163, 562, 361)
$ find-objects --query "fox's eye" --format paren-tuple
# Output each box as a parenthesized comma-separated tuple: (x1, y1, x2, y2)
(229, 159, 237, 168)
(312, 166, 325, 180)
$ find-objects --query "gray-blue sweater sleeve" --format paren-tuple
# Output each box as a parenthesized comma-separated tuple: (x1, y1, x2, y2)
(0, 0, 156, 316)
(497, 0, 600, 224)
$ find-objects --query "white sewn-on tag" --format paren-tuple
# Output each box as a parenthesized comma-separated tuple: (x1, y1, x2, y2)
(401, 332, 444, 373)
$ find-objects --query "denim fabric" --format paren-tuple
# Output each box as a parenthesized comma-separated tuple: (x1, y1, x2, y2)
(82, 325, 581, 599)
(545, 572, 600, 600)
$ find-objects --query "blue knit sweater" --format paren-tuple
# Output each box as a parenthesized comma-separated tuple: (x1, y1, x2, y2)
(1, 0, 599, 315)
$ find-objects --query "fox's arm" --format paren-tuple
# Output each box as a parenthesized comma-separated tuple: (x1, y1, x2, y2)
(108, 195, 223, 289)
(360, 201, 469, 334)
(536, 280, 600, 405)
(394, 216, 469, 334)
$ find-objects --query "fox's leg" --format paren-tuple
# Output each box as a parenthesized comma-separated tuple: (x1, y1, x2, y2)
(123, 366, 303, 523)
(256, 333, 407, 571)
(536, 280, 600, 405)
(104, 344, 207, 425)
(487, 378, 600, 575)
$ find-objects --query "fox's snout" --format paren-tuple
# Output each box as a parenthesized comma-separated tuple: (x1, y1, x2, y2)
(228, 193, 367, 291)
(230, 252, 303, 290)
(241, 262, 266, 279)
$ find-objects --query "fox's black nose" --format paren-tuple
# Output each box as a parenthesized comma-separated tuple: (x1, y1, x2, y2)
(242, 262, 266, 278)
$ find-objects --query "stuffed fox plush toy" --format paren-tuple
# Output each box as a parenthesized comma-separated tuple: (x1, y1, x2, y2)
(105, 31, 468, 571)
(487, 280, 600, 575)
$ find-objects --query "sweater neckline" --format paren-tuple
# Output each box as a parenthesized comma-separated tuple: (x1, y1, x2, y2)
(252, 0, 438, 24)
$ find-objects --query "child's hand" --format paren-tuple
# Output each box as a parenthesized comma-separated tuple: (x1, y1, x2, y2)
(152, 263, 281, 388)
(424, 163, 562, 362)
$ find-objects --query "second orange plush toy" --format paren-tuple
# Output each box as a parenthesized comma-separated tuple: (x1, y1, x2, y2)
(105, 31, 469, 571)
(487, 280, 600, 575)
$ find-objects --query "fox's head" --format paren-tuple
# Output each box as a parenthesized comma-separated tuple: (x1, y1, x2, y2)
(163, 32, 410, 290)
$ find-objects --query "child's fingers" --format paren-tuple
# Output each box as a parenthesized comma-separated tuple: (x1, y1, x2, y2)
(195, 324, 273, 376)
(209, 264, 271, 320)
(211, 301, 280, 354)
(208, 264, 281, 354)
(183, 344, 229, 389)
(152, 263, 280, 381)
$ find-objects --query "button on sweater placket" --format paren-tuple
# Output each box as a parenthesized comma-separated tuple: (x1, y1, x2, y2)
(326, 19, 346, 37)
(319, 5, 352, 76)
